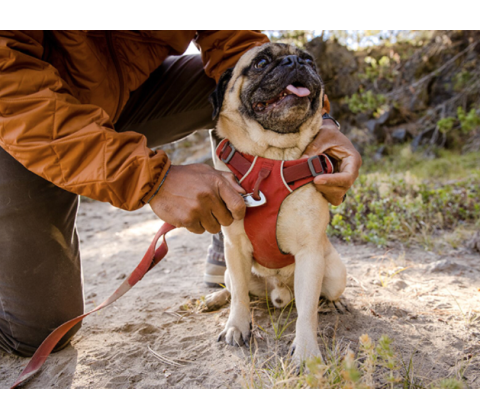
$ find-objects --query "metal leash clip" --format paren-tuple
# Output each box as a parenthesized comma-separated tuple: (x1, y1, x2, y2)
(242, 191, 267, 207)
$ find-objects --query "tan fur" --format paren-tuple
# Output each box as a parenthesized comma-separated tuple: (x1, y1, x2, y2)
(214, 44, 347, 361)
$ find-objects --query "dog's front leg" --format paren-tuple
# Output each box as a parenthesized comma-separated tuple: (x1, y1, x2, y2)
(291, 250, 325, 362)
(217, 222, 253, 347)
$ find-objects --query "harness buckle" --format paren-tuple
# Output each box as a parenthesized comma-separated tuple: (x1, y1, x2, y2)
(242, 191, 267, 207)
(220, 142, 236, 164)
(307, 155, 325, 177)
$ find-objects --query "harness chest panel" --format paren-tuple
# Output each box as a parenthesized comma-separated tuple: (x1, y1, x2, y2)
(216, 139, 333, 269)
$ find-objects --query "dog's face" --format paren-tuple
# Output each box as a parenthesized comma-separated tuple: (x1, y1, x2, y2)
(211, 43, 327, 154)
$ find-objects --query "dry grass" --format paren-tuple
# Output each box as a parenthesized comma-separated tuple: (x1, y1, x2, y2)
(241, 332, 465, 389)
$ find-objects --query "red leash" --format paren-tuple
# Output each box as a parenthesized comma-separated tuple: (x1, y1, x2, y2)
(11, 222, 176, 389)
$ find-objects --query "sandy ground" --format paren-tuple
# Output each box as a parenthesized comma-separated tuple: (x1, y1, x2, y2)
(1, 199, 479, 389)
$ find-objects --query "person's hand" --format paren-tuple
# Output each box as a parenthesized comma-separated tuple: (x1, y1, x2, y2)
(149, 164, 246, 234)
(302, 119, 362, 205)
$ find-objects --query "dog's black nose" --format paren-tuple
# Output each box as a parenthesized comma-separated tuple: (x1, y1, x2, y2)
(280, 55, 306, 68)
(280, 55, 298, 68)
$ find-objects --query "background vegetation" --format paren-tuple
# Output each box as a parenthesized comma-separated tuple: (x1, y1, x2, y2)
(269, 30, 480, 251)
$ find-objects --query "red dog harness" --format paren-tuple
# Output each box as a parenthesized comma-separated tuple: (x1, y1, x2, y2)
(216, 139, 334, 269)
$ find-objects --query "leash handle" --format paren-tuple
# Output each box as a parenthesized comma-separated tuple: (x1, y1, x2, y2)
(11, 222, 176, 389)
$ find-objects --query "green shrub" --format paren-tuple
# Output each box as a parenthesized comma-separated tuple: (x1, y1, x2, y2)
(453, 70, 472, 92)
(437, 116, 456, 134)
(345, 90, 387, 115)
(328, 173, 480, 247)
(457, 106, 480, 133)
(361, 56, 398, 82)
(436, 106, 480, 136)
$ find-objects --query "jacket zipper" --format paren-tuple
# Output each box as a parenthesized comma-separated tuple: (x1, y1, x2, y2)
(106, 31, 125, 123)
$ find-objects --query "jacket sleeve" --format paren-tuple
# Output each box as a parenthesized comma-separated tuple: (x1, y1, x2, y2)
(194, 31, 270, 82)
(0, 31, 170, 211)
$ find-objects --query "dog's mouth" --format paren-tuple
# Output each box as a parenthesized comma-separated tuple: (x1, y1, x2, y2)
(252, 83, 311, 113)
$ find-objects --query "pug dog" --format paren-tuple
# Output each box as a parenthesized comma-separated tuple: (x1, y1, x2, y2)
(208, 43, 347, 362)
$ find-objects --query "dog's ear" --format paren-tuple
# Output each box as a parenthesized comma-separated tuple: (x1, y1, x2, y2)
(322, 93, 331, 114)
(209, 68, 234, 120)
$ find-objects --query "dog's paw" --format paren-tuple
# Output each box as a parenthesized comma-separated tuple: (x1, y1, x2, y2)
(333, 297, 350, 313)
(318, 296, 350, 314)
(203, 289, 231, 312)
(217, 312, 251, 347)
(290, 335, 323, 364)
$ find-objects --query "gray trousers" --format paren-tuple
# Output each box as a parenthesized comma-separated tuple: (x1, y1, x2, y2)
(0, 54, 216, 356)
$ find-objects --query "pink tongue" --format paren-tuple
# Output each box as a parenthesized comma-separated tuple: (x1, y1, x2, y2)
(286, 84, 310, 97)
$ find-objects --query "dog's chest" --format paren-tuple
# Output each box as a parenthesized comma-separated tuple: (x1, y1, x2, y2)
(215, 139, 331, 273)
(231, 158, 329, 270)
(240, 159, 298, 269)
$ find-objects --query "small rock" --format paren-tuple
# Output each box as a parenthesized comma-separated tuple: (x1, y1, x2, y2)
(411, 126, 435, 151)
(394, 308, 409, 317)
(373, 145, 386, 161)
(392, 128, 407, 142)
(365, 120, 378, 134)
(377, 110, 391, 125)
(467, 232, 480, 253)
(392, 279, 409, 290)
(86, 292, 97, 299)
(365, 118, 387, 141)
(433, 302, 452, 310)
(450, 279, 464, 286)
(425, 259, 465, 273)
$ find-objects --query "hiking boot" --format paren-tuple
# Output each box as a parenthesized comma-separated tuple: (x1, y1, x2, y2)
(204, 231, 226, 287)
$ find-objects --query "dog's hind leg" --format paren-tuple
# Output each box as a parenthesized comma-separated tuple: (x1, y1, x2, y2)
(318, 238, 348, 313)
(321, 238, 347, 301)
(217, 222, 253, 347)
(204, 288, 231, 312)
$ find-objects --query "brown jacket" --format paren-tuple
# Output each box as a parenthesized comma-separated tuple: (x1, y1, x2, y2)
(0, 30, 269, 210)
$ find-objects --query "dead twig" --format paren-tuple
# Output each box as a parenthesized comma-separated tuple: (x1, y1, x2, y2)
(147, 345, 190, 367)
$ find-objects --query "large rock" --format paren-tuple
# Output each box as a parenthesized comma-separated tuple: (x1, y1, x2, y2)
(345, 127, 375, 146)
(306, 38, 359, 100)
(411, 126, 435, 151)
(365, 119, 385, 141)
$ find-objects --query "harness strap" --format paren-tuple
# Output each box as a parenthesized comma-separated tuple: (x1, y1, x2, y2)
(11, 222, 176, 389)
(219, 142, 251, 175)
(283, 154, 333, 182)
(218, 140, 334, 184)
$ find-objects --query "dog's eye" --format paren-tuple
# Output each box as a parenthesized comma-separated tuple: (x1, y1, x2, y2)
(254, 58, 269, 69)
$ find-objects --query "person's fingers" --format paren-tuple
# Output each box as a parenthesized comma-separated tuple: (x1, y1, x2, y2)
(302, 126, 340, 156)
(314, 172, 354, 189)
(210, 196, 235, 227)
(326, 194, 345, 206)
(182, 220, 205, 234)
(313, 185, 346, 205)
(301, 144, 321, 158)
(340, 150, 362, 174)
(200, 212, 222, 234)
(220, 172, 246, 194)
(217, 179, 246, 221)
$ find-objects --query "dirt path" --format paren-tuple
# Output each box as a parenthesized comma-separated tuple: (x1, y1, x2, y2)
(1, 200, 479, 388)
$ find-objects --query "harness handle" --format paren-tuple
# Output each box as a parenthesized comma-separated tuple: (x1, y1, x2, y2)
(252, 167, 271, 200)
